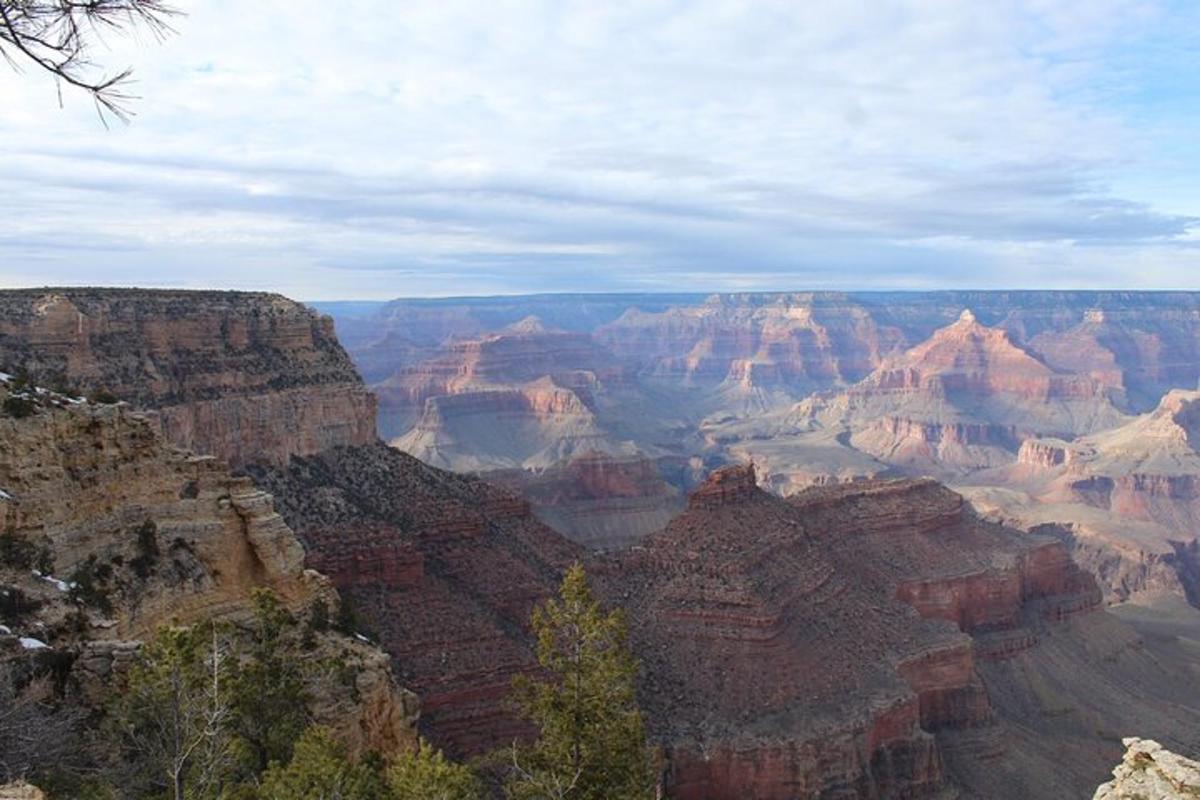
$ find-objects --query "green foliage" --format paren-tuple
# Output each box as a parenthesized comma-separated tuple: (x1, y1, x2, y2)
(506, 563, 658, 800)
(130, 520, 161, 579)
(109, 623, 236, 800)
(386, 739, 484, 800)
(0, 535, 49, 572)
(228, 589, 311, 777)
(257, 726, 384, 800)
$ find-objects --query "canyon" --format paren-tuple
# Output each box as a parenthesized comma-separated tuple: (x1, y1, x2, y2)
(3, 287, 1199, 798)
(325, 291, 1200, 611)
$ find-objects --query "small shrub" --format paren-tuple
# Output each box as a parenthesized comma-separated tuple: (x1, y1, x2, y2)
(130, 521, 160, 579)
(68, 556, 114, 615)
(2, 395, 37, 419)
(0, 536, 39, 570)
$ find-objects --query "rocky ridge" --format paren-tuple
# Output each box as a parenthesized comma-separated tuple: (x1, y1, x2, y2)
(0, 289, 376, 467)
(0, 382, 416, 757)
(594, 467, 1200, 799)
(246, 443, 581, 757)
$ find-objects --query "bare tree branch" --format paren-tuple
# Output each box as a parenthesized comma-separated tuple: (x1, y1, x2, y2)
(0, 0, 179, 123)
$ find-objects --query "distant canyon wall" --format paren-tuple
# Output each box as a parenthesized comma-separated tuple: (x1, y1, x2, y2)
(0, 288, 377, 466)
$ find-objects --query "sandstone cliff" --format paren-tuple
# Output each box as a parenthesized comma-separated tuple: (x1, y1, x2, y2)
(0, 383, 416, 757)
(0, 289, 377, 467)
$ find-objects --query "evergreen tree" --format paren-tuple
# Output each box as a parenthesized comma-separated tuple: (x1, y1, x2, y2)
(386, 738, 483, 800)
(229, 589, 311, 776)
(506, 563, 658, 800)
(257, 726, 383, 800)
(110, 624, 235, 800)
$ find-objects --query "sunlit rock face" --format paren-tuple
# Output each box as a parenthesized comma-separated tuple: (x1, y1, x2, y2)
(0, 288, 377, 467)
(0, 395, 416, 758)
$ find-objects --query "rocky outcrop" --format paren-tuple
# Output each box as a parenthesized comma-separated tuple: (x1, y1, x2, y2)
(585, 471, 1200, 799)
(971, 389, 1200, 606)
(1094, 738, 1200, 800)
(590, 473, 1119, 798)
(246, 443, 581, 758)
(0, 389, 416, 758)
(0, 289, 376, 467)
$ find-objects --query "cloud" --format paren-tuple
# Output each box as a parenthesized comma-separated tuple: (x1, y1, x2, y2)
(1, 0, 1199, 298)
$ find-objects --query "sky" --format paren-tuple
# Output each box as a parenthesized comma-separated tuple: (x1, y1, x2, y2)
(3, 0, 1200, 300)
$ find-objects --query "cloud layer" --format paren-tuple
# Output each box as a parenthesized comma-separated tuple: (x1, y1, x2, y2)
(2, 0, 1199, 298)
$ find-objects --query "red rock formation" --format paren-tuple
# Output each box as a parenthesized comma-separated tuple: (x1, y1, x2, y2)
(594, 473, 1110, 799)
(247, 444, 581, 758)
(0, 289, 376, 467)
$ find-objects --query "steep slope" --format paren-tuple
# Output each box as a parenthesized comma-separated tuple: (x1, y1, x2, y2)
(0, 289, 376, 467)
(598, 468, 1200, 799)
(0, 385, 416, 757)
(246, 443, 581, 757)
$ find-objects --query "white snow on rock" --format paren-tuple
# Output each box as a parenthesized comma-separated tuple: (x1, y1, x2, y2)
(0, 625, 11, 635)
(18, 637, 48, 650)
(0, 371, 11, 383)
(31, 571, 74, 592)
(0, 488, 11, 501)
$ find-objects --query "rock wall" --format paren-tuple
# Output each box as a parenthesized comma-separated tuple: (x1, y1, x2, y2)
(0, 393, 415, 757)
(247, 443, 581, 758)
(0, 289, 376, 467)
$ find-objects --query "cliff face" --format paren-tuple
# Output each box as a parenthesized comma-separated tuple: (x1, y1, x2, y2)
(592, 470, 1200, 800)
(246, 443, 581, 757)
(0, 389, 416, 756)
(0, 289, 377, 467)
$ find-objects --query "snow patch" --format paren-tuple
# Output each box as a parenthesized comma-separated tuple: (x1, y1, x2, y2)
(354, 633, 371, 643)
(0, 372, 10, 383)
(0, 625, 10, 635)
(19, 637, 48, 650)
(32, 570, 74, 592)
(0, 488, 11, 501)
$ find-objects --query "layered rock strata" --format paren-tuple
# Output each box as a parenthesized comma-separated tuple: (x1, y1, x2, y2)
(0, 390, 416, 756)
(246, 443, 581, 757)
(0, 289, 376, 467)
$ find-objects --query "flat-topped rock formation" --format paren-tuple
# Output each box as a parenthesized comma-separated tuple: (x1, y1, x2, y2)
(246, 443, 581, 757)
(0, 288, 376, 467)
(372, 320, 628, 438)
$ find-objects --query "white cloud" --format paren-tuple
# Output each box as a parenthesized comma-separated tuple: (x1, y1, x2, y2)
(0, 0, 1197, 298)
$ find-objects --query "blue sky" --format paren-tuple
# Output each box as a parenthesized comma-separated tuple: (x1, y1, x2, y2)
(2, 0, 1200, 299)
